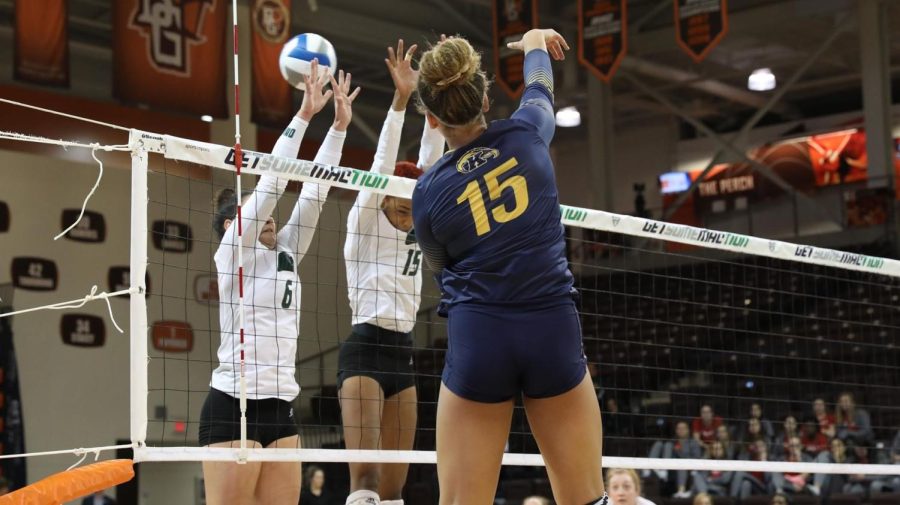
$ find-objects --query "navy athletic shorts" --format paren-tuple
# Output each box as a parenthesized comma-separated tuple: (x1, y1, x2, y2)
(442, 298, 587, 403)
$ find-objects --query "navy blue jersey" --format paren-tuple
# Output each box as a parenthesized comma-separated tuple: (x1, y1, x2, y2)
(412, 49, 574, 311)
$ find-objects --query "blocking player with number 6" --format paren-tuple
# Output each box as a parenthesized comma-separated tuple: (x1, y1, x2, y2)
(199, 59, 361, 505)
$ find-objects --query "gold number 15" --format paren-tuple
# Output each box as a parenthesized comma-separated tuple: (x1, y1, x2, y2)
(456, 157, 529, 236)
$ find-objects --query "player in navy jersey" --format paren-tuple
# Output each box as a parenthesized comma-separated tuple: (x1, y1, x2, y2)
(412, 30, 607, 505)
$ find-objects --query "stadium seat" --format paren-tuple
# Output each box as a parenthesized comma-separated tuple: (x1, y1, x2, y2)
(661, 498, 691, 505)
(738, 497, 819, 505)
(532, 478, 553, 500)
(499, 479, 533, 502)
(870, 493, 900, 505)
(824, 494, 862, 505)
(405, 482, 433, 505)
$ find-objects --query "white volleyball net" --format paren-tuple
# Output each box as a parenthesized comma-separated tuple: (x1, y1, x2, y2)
(86, 127, 900, 472)
(2, 111, 900, 504)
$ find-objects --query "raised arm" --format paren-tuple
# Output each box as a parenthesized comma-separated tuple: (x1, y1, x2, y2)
(349, 40, 418, 231)
(215, 60, 334, 263)
(417, 120, 444, 171)
(374, 38, 419, 178)
(279, 68, 360, 260)
(508, 29, 570, 145)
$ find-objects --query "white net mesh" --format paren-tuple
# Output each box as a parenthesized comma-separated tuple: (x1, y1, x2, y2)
(1, 116, 899, 505)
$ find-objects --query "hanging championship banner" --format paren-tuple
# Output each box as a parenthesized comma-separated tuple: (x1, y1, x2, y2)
(113, 0, 227, 118)
(251, 0, 293, 127)
(674, 0, 728, 63)
(493, 0, 539, 99)
(578, 0, 627, 83)
(14, 0, 69, 86)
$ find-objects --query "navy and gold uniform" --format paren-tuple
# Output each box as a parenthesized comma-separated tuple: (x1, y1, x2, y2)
(412, 49, 585, 403)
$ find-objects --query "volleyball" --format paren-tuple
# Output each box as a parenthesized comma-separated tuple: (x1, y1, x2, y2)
(278, 33, 338, 90)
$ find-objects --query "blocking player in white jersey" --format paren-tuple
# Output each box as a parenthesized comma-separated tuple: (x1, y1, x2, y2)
(338, 40, 444, 505)
(199, 60, 361, 505)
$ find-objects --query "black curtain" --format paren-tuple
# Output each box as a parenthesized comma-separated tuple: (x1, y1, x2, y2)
(0, 305, 26, 490)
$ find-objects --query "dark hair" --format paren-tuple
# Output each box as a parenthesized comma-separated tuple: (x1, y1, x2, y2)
(303, 465, 324, 489)
(416, 36, 489, 126)
(212, 187, 252, 238)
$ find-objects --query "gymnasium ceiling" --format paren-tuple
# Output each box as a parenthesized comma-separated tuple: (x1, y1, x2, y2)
(2, 0, 900, 140)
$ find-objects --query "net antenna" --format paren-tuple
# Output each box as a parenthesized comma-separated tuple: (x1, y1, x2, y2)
(229, 0, 250, 463)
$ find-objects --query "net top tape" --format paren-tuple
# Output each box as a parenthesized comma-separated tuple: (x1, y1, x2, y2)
(132, 130, 900, 279)
(133, 447, 900, 474)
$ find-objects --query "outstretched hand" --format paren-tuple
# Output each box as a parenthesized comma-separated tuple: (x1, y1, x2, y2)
(386, 39, 419, 103)
(507, 28, 570, 61)
(297, 59, 333, 122)
(331, 69, 362, 131)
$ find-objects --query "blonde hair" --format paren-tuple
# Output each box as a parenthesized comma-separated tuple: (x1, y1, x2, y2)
(606, 468, 641, 495)
(416, 36, 489, 126)
(693, 492, 713, 505)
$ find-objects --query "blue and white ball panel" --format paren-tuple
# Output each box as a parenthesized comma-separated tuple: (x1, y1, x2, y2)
(278, 33, 338, 90)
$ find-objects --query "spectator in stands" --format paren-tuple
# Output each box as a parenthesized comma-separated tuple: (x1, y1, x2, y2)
(603, 396, 634, 438)
(869, 429, 900, 493)
(300, 465, 335, 505)
(775, 415, 799, 458)
(770, 495, 788, 505)
(606, 468, 658, 505)
(731, 440, 783, 499)
(776, 436, 815, 496)
(798, 416, 829, 458)
(645, 420, 702, 498)
(739, 418, 770, 460)
(750, 403, 775, 441)
(693, 441, 736, 497)
(714, 424, 737, 459)
(692, 492, 712, 505)
(692, 405, 723, 450)
(812, 397, 836, 439)
(813, 437, 867, 497)
(0, 477, 10, 496)
(835, 392, 873, 462)
(523, 497, 550, 505)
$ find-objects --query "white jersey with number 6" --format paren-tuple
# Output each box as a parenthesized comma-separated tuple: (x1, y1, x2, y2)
(213, 117, 346, 401)
(344, 108, 444, 333)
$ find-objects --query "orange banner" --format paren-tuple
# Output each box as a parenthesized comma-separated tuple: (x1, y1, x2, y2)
(14, 0, 69, 86)
(578, 0, 627, 83)
(493, 0, 539, 99)
(113, 0, 227, 118)
(251, 0, 293, 127)
(674, 0, 728, 63)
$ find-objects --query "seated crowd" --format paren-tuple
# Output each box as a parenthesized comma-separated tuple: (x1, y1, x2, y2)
(640, 393, 900, 502)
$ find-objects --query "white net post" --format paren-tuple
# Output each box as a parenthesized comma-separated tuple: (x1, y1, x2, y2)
(129, 130, 149, 450)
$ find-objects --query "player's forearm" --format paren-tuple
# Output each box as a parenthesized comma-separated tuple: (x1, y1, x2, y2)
(417, 119, 445, 171)
(372, 107, 405, 175)
(300, 126, 346, 206)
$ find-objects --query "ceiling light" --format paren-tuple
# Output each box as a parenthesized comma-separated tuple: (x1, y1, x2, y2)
(555, 106, 581, 127)
(201, 115, 214, 123)
(748, 68, 776, 91)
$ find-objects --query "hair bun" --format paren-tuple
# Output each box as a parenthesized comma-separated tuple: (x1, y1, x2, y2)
(421, 38, 481, 92)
